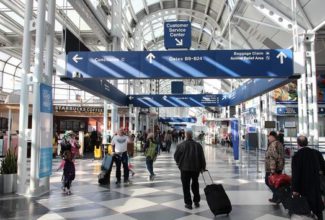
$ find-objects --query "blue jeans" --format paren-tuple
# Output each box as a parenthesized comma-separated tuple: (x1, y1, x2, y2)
(146, 158, 154, 176)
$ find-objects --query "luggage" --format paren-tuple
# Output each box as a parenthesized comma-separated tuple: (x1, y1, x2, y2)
(268, 173, 291, 188)
(275, 185, 291, 209)
(202, 170, 232, 216)
(101, 155, 113, 171)
(98, 170, 110, 185)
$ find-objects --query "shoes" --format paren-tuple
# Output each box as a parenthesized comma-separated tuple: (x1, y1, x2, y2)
(194, 203, 200, 208)
(116, 180, 121, 185)
(185, 204, 193, 210)
(268, 198, 280, 204)
(124, 180, 132, 184)
(149, 175, 155, 181)
(132, 172, 135, 177)
(66, 189, 71, 195)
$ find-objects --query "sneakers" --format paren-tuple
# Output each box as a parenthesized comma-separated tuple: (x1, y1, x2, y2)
(66, 189, 71, 195)
(194, 202, 200, 208)
(131, 172, 135, 177)
(116, 180, 121, 185)
(184, 204, 192, 210)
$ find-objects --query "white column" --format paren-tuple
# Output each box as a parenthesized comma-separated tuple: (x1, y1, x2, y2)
(30, 0, 46, 195)
(41, 0, 56, 193)
(146, 114, 150, 132)
(17, 0, 33, 195)
(103, 100, 108, 144)
(134, 108, 139, 134)
(129, 105, 133, 133)
(123, 114, 126, 129)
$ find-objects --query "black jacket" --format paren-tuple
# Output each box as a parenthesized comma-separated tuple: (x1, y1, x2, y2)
(174, 139, 206, 172)
(291, 147, 325, 214)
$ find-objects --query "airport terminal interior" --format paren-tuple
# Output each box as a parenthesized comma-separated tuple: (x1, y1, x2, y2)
(0, 0, 325, 219)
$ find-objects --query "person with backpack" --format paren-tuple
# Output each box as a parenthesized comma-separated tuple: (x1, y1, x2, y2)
(144, 133, 158, 181)
(62, 150, 75, 195)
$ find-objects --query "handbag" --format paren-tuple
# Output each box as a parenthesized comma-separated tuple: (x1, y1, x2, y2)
(287, 195, 311, 216)
(268, 173, 291, 188)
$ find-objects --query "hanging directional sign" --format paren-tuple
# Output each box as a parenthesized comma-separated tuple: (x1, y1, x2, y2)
(159, 117, 197, 123)
(66, 49, 294, 79)
(164, 21, 191, 49)
(127, 94, 229, 108)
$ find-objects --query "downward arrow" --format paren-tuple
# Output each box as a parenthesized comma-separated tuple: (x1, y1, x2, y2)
(175, 38, 183, 46)
(276, 51, 287, 64)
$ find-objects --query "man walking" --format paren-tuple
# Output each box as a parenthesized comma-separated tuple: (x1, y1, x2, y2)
(291, 135, 325, 220)
(174, 130, 206, 210)
(111, 128, 130, 184)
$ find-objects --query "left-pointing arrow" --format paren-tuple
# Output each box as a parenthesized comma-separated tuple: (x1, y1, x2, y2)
(73, 54, 83, 63)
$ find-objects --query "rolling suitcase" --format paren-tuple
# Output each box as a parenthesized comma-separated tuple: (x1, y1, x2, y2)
(98, 170, 110, 185)
(202, 170, 232, 216)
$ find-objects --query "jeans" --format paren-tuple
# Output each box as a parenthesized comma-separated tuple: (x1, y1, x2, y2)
(180, 170, 200, 206)
(146, 158, 154, 176)
(113, 152, 129, 182)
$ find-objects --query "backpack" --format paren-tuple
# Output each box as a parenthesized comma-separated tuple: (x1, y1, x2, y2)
(60, 139, 72, 155)
(145, 141, 157, 161)
(64, 160, 75, 181)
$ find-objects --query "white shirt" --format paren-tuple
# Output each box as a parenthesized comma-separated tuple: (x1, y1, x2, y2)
(111, 135, 128, 153)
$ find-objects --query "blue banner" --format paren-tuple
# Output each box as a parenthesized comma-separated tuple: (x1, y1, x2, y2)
(66, 49, 294, 79)
(61, 78, 128, 106)
(39, 147, 53, 178)
(40, 83, 53, 113)
(164, 21, 191, 49)
(128, 94, 228, 107)
(159, 117, 197, 123)
(228, 78, 295, 106)
(231, 120, 239, 160)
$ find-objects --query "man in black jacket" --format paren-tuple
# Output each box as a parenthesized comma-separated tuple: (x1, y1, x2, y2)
(292, 135, 325, 220)
(174, 130, 206, 210)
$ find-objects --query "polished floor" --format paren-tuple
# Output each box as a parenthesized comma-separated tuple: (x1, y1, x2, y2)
(0, 144, 305, 220)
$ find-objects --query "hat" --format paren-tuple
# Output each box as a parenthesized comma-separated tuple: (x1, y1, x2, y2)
(268, 131, 277, 138)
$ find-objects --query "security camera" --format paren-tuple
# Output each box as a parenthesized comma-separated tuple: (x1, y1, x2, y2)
(72, 71, 83, 78)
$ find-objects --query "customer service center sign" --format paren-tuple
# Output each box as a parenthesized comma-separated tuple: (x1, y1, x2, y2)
(164, 21, 191, 49)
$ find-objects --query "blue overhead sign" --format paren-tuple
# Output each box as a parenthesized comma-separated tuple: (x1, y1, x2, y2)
(128, 94, 229, 108)
(61, 78, 128, 106)
(66, 49, 294, 79)
(159, 117, 197, 123)
(164, 21, 191, 49)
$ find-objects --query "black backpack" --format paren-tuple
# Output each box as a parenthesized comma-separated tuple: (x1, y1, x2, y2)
(64, 160, 75, 181)
(60, 139, 72, 155)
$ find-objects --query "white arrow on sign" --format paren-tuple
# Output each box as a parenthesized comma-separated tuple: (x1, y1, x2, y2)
(146, 53, 155, 63)
(276, 51, 287, 64)
(72, 54, 83, 63)
(129, 96, 134, 100)
(163, 95, 167, 100)
(175, 38, 183, 46)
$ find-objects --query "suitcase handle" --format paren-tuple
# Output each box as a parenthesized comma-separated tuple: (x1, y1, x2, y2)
(201, 170, 214, 186)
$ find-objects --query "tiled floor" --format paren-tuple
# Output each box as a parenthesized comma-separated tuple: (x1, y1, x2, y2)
(0, 144, 305, 220)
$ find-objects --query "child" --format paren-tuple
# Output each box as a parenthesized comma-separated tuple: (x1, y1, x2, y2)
(61, 150, 75, 195)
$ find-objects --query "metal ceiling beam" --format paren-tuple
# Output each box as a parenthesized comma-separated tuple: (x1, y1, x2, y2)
(142, 0, 149, 14)
(0, 14, 23, 35)
(68, 0, 110, 46)
(198, 0, 211, 45)
(127, 0, 138, 22)
(233, 15, 289, 31)
(233, 26, 253, 48)
(220, 0, 240, 37)
(159, 0, 163, 9)
(296, 0, 312, 30)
